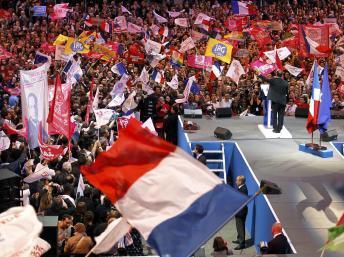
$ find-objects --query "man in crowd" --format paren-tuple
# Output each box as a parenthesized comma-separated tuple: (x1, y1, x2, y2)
(194, 144, 207, 165)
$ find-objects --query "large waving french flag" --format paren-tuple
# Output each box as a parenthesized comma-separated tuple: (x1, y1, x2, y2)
(232, 0, 257, 16)
(81, 119, 250, 257)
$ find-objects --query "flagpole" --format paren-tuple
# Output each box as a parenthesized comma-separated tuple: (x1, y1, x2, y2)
(320, 248, 325, 257)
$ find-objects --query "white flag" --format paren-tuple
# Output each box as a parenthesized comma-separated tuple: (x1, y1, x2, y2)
(0, 131, 10, 151)
(127, 22, 143, 34)
(121, 5, 132, 15)
(153, 11, 167, 23)
(110, 74, 130, 97)
(194, 13, 211, 25)
(55, 45, 74, 62)
(306, 61, 324, 87)
(23, 163, 55, 183)
(108, 93, 125, 107)
(94, 109, 115, 127)
(175, 76, 195, 103)
(167, 74, 179, 90)
(138, 67, 150, 85)
(264, 47, 291, 63)
(122, 91, 138, 113)
(0, 205, 50, 257)
(179, 37, 195, 53)
(284, 64, 303, 77)
(144, 39, 162, 55)
(225, 59, 245, 85)
(175, 18, 189, 27)
(92, 87, 99, 110)
(142, 118, 158, 136)
(91, 218, 130, 255)
(76, 174, 85, 198)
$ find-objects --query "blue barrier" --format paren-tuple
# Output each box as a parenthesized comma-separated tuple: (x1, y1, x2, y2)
(177, 120, 294, 253)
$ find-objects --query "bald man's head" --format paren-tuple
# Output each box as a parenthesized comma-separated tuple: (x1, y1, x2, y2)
(272, 222, 283, 236)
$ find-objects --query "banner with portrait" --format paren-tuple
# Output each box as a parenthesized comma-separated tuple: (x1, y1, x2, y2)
(20, 63, 49, 149)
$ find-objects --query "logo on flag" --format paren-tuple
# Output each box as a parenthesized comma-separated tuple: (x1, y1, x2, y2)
(205, 38, 233, 63)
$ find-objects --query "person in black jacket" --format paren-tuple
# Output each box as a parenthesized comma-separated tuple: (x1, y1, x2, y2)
(233, 175, 248, 250)
(261, 71, 289, 133)
(193, 144, 207, 165)
(267, 222, 292, 254)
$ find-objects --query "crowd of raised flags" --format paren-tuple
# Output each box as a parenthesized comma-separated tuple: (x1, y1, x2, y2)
(0, 0, 343, 256)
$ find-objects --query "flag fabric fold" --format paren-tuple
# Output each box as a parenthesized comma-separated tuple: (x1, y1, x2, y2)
(81, 119, 250, 257)
(153, 11, 168, 23)
(317, 64, 332, 134)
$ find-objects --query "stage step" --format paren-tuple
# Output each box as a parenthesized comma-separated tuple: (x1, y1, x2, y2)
(206, 159, 223, 163)
(203, 150, 222, 154)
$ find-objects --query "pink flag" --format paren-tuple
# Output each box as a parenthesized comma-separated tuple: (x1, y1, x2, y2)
(167, 10, 184, 18)
(187, 55, 213, 69)
(50, 3, 71, 20)
(127, 22, 143, 33)
(191, 30, 208, 42)
(250, 60, 276, 76)
(175, 18, 189, 27)
(179, 37, 195, 53)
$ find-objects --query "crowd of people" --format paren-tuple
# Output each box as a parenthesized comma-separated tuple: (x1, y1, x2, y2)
(0, 0, 343, 256)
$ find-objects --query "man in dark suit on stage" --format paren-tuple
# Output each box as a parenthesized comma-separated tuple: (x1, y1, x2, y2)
(267, 222, 292, 254)
(193, 144, 207, 165)
(262, 71, 289, 133)
(233, 175, 248, 250)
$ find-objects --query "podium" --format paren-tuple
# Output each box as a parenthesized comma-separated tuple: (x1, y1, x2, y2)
(261, 84, 272, 128)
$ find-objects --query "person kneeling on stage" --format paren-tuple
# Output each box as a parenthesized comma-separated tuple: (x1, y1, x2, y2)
(267, 222, 292, 254)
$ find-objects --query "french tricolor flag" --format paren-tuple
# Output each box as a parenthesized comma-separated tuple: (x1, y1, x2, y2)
(81, 119, 250, 257)
(231, 0, 257, 16)
(306, 60, 321, 133)
(210, 61, 223, 80)
(151, 69, 165, 84)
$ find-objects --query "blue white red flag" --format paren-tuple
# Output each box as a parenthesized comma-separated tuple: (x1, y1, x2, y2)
(151, 70, 165, 84)
(81, 119, 250, 257)
(231, 1, 257, 16)
(306, 61, 321, 133)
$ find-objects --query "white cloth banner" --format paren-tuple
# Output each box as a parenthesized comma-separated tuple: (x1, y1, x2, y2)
(110, 74, 130, 97)
(91, 218, 130, 255)
(264, 47, 291, 63)
(225, 59, 245, 85)
(0, 131, 10, 151)
(23, 163, 56, 183)
(20, 63, 49, 149)
(153, 11, 168, 23)
(94, 109, 115, 127)
(284, 64, 303, 77)
(127, 22, 143, 34)
(0, 205, 50, 257)
(179, 37, 195, 53)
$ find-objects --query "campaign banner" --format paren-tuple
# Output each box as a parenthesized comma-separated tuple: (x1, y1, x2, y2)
(94, 109, 115, 127)
(205, 38, 233, 63)
(20, 64, 49, 149)
(33, 6, 47, 17)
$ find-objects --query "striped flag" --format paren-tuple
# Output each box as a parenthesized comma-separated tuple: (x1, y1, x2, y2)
(306, 61, 321, 133)
(81, 119, 250, 257)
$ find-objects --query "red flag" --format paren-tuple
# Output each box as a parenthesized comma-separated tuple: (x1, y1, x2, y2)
(47, 73, 72, 139)
(0, 9, 12, 19)
(225, 17, 243, 31)
(3, 119, 28, 139)
(85, 79, 95, 124)
(0, 46, 13, 60)
(38, 123, 65, 161)
(249, 28, 271, 50)
(299, 24, 330, 57)
(275, 50, 283, 70)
